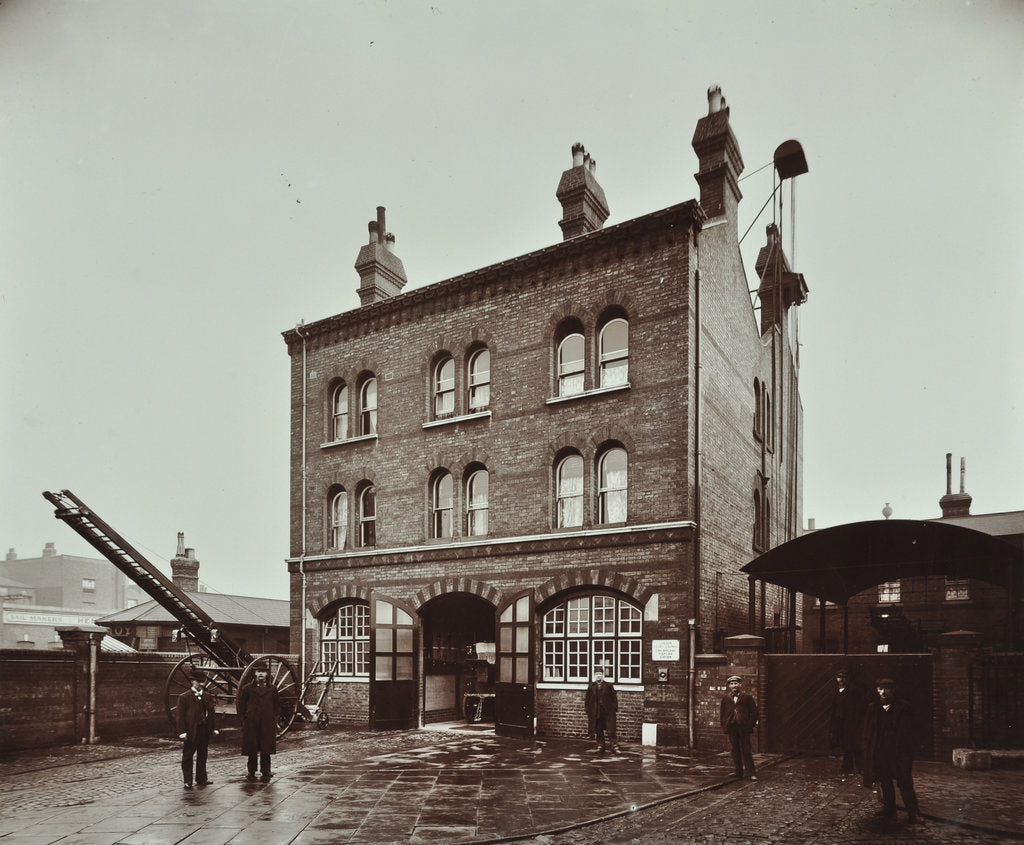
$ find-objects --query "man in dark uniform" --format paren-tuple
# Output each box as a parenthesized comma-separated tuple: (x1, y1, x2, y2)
(862, 678, 924, 826)
(585, 666, 619, 755)
(176, 669, 219, 788)
(237, 663, 280, 781)
(829, 667, 866, 776)
(720, 674, 758, 780)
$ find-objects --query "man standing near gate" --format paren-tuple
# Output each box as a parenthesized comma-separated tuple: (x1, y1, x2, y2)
(177, 669, 219, 788)
(237, 663, 279, 781)
(829, 667, 866, 776)
(863, 677, 924, 825)
(720, 674, 758, 780)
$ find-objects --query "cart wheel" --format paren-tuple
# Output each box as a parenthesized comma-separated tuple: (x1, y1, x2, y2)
(316, 711, 329, 730)
(238, 655, 301, 738)
(163, 654, 233, 731)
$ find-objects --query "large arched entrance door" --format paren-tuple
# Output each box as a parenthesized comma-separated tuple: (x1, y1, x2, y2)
(495, 591, 534, 737)
(420, 592, 497, 726)
(370, 594, 417, 730)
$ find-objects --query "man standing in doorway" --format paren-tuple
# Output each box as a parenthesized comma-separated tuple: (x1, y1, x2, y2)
(863, 678, 924, 825)
(177, 669, 219, 789)
(585, 666, 619, 755)
(237, 663, 279, 781)
(720, 674, 758, 780)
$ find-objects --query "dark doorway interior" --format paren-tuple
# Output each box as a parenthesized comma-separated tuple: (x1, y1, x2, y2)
(420, 593, 496, 725)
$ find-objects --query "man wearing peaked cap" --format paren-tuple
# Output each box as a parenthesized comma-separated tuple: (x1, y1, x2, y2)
(829, 667, 867, 777)
(862, 677, 924, 825)
(176, 669, 219, 789)
(720, 674, 758, 780)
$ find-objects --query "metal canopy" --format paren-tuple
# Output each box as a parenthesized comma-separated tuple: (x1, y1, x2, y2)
(741, 519, 1024, 605)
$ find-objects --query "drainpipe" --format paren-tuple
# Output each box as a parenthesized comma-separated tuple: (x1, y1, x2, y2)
(691, 233, 703, 748)
(87, 631, 99, 743)
(295, 320, 309, 684)
(687, 617, 696, 748)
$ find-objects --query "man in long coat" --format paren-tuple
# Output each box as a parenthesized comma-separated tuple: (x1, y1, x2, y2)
(585, 666, 619, 754)
(829, 667, 866, 775)
(862, 678, 924, 825)
(237, 664, 279, 781)
(176, 669, 219, 788)
(720, 674, 758, 780)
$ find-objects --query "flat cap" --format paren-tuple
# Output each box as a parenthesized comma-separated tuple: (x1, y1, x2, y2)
(726, 675, 742, 683)
(875, 678, 895, 687)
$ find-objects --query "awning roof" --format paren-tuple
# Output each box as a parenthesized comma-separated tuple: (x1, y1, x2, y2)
(741, 519, 1024, 605)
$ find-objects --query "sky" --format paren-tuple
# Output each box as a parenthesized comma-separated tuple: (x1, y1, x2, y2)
(2, 1, 1022, 601)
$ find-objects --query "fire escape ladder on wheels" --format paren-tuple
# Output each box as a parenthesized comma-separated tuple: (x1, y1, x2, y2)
(42, 489, 249, 669)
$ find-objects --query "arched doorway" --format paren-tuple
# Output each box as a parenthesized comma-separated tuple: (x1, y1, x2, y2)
(419, 592, 496, 726)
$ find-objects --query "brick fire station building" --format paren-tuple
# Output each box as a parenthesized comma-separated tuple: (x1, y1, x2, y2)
(282, 88, 809, 744)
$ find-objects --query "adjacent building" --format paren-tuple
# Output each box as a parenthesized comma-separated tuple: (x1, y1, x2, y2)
(0, 543, 147, 650)
(282, 88, 810, 742)
(96, 533, 290, 656)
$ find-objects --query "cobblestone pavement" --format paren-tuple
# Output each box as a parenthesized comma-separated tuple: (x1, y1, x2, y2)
(0, 727, 1021, 844)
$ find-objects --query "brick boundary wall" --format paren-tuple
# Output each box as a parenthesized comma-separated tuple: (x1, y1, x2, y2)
(0, 649, 178, 752)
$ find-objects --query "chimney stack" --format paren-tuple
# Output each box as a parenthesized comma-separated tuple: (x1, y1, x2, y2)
(6, 548, 16, 561)
(556, 142, 609, 240)
(42, 542, 56, 557)
(355, 206, 408, 305)
(939, 453, 973, 517)
(170, 532, 200, 592)
(691, 85, 744, 224)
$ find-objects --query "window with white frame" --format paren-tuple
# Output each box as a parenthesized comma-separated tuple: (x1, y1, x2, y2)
(433, 357, 455, 417)
(558, 333, 585, 396)
(468, 348, 490, 410)
(466, 468, 489, 536)
(431, 471, 453, 539)
(597, 447, 627, 524)
(320, 602, 370, 676)
(360, 377, 377, 435)
(332, 383, 348, 441)
(358, 484, 376, 547)
(542, 593, 642, 683)
(556, 453, 584, 528)
(599, 318, 629, 387)
(945, 577, 970, 601)
(878, 581, 901, 603)
(330, 489, 348, 550)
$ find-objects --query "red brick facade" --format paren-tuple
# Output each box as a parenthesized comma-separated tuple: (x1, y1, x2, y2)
(282, 89, 805, 744)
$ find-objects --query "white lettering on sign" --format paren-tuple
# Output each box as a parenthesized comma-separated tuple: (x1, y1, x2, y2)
(651, 639, 680, 661)
(3, 611, 96, 626)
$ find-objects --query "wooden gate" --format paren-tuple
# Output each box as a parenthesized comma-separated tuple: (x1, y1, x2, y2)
(971, 653, 1024, 748)
(763, 653, 934, 759)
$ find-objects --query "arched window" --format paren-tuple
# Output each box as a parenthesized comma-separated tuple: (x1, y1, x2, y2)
(599, 318, 628, 387)
(360, 377, 377, 436)
(358, 485, 376, 547)
(433, 356, 455, 417)
(753, 378, 762, 439)
(597, 448, 627, 524)
(431, 471, 453, 539)
(556, 453, 584, 528)
(542, 592, 642, 683)
(466, 468, 489, 536)
(557, 333, 585, 396)
(330, 489, 348, 550)
(468, 348, 491, 411)
(753, 489, 763, 551)
(319, 602, 370, 676)
(332, 384, 349, 441)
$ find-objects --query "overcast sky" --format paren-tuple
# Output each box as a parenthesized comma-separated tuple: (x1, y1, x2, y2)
(2, 1, 1022, 601)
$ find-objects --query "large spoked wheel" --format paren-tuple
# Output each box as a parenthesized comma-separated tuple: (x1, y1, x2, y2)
(238, 655, 301, 738)
(163, 653, 236, 731)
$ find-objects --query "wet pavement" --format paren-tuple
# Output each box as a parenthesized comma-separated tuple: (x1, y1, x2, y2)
(1, 724, 1021, 844)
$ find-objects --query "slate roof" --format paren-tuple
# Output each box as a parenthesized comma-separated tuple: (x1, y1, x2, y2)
(95, 591, 289, 628)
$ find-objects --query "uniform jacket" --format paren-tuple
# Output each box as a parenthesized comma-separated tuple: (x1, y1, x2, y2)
(236, 681, 280, 756)
(829, 683, 867, 748)
(720, 691, 759, 734)
(585, 679, 618, 736)
(176, 687, 218, 742)
(862, 697, 916, 786)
